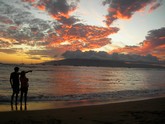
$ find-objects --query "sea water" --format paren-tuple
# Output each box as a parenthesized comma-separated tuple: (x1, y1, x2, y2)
(0, 64, 165, 111)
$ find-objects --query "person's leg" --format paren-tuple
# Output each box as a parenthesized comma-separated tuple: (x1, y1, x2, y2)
(24, 92, 27, 106)
(15, 93, 18, 105)
(11, 92, 14, 105)
(20, 91, 23, 106)
(25, 88, 28, 106)
(15, 86, 20, 105)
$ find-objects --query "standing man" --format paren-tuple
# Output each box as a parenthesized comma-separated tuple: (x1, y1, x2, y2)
(10, 67, 32, 105)
(10, 67, 20, 105)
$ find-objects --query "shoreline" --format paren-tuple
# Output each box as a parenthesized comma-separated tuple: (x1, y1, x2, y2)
(0, 97, 164, 124)
(0, 95, 164, 112)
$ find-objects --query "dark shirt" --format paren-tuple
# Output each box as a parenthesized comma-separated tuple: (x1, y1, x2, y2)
(10, 72, 20, 86)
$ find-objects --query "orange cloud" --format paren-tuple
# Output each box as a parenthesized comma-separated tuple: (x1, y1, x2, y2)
(84, 38, 111, 50)
(110, 42, 164, 60)
(109, 27, 165, 60)
(114, 11, 130, 20)
(103, 0, 162, 26)
(37, 4, 45, 11)
(47, 24, 119, 51)
(0, 37, 18, 48)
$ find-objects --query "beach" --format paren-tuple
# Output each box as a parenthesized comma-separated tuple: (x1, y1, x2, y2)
(0, 65, 165, 123)
(0, 97, 164, 124)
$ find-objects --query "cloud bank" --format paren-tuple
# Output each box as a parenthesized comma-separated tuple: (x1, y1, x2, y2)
(110, 27, 165, 60)
(62, 50, 159, 63)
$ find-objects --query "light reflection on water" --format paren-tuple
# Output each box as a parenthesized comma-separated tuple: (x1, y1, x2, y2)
(40, 66, 165, 97)
(0, 65, 165, 102)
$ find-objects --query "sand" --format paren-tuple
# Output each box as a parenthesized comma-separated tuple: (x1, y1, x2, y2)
(0, 97, 165, 124)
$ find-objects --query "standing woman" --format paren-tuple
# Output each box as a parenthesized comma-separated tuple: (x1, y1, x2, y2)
(20, 71, 29, 108)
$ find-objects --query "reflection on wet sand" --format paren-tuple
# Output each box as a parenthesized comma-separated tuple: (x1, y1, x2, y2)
(11, 104, 27, 111)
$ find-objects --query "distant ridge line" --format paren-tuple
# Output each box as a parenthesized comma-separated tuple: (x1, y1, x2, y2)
(43, 59, 165, 68)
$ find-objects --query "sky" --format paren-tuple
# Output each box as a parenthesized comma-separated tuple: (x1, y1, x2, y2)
(0, 0, 165, 64)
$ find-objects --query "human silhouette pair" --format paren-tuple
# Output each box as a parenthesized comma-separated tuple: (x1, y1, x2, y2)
(10, 67, 32, 110)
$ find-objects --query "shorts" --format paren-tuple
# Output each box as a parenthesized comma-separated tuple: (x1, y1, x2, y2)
(12, 86, 19, 94)
(21, 87, 28, 93)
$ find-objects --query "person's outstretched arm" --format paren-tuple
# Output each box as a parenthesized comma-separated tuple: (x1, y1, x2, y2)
(25, 70, 32, 73)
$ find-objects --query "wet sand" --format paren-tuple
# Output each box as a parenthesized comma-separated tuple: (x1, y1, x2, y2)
(0, 97, 165, 124)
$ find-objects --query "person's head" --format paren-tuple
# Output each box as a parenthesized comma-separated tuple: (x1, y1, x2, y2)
(14, 67, 19, 72)
(20, 71, 26, 77)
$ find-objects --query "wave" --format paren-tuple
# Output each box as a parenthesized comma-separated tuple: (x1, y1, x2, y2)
(0, 89, 165, 103)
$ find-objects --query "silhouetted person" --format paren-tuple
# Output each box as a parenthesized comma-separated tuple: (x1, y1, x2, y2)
(10, 67, 32, 106)
(20, 71, 29, 107)
(10, 67, 20, 105)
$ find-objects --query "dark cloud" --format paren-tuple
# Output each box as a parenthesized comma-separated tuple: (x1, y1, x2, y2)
(28, 56, 41, 60)
(0, 1, 58, 46)
(149, 1, 162, 13)
(56, 16, 80, 26)
(0, 15, 14, 24)
(103, 0, 162, 26)
(145, 27, 165, 45)
(23, 0, 80, 25)
(43, 0, 80, 25)
(42, 0, 77, 16)
(62, 50, 159, 62)
(0, 48, 17, 54)
(25, 48, 63, 59)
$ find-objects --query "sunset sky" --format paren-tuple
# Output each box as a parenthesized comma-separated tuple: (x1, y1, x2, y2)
(0, 0, 165, 64)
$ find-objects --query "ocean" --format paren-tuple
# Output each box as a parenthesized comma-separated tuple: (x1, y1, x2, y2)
(0, 64, 165, 111)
